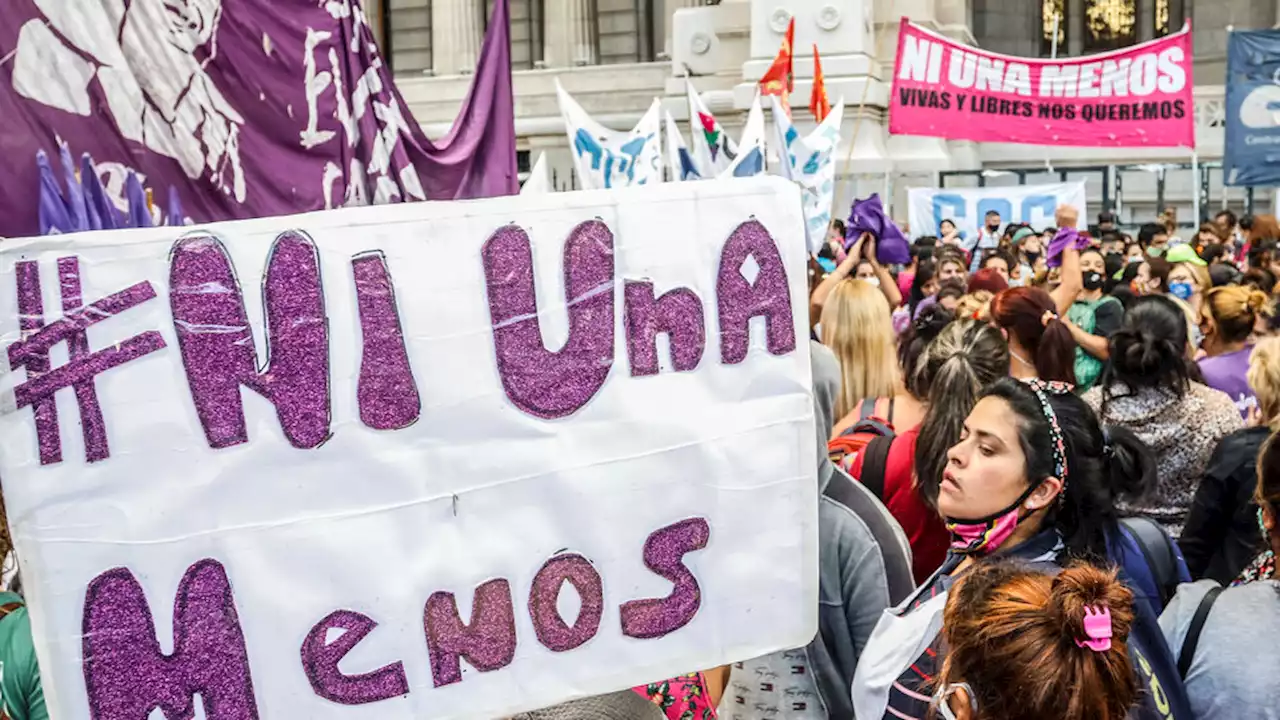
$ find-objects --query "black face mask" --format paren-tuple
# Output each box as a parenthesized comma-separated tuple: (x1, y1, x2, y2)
(1024, 251, 1041, 265)
(1083, 271, 1105, 291)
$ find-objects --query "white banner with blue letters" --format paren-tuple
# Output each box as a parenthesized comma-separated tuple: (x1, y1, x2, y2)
(907, 181, 1087, 241)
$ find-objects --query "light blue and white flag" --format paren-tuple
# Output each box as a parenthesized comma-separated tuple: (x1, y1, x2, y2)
(771, 96, 844, 253)
(721, 94, 767, 179)
(557, 81, 663, 190)
(665, 111, 701, 181)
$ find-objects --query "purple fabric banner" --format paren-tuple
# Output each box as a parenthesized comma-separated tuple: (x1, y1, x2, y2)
(0, 0, 517, 238)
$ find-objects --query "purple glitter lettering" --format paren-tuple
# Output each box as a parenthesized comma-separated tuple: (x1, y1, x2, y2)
(170, 232, 331, 449)
(619, 518, 711, 639)
(623, 281, 705, 376)
(13, 261, 59, 464)
(716, 221, 796, 364)
(82, 559, 260, 720)
(528, 554, 604, 652)
(481, 221, 615, 419)
(423, 579, 517, 687)
(58, 257, 109, 462)
(352, 253, 420, 430)
(8, 258, 166, 465)
(301, 610, 409, 705)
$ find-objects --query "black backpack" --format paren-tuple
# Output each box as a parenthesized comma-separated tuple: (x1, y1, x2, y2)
(1119, 516, 1180, 608)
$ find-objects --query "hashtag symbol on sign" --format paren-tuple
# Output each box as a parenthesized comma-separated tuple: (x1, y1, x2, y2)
(8, 258, 166, 465)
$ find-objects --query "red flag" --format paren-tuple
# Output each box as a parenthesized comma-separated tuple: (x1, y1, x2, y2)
(759, 17, 795, 112)
(809, 44, 830, 122)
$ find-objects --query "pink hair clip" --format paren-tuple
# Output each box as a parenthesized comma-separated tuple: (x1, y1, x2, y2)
(1076, 605, 1113, 652)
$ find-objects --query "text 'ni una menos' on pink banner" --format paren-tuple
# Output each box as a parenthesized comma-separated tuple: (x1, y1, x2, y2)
(889, 18, 1196, 148)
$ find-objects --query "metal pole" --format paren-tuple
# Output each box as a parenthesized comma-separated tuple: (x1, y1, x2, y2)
(1051, 13, 1061, 59)
(1191, 153, 1200, 226)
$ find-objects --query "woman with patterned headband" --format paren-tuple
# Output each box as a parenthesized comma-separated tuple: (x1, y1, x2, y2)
(852, 377, 1191, 720)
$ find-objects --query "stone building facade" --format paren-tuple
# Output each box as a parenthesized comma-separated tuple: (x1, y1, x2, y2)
(366, 0, 1280, 223)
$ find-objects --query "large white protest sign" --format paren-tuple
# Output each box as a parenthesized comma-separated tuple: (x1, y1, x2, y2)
(0, 178, 818, 720)
(907, 181, 1088, 240)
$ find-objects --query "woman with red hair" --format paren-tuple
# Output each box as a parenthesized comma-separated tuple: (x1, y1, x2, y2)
(990, 287, 1078, 385)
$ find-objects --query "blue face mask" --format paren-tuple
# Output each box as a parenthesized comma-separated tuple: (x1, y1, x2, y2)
(1169, 281, 1194, 301)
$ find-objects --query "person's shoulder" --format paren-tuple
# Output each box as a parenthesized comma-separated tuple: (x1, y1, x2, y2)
(820, 469, 891, 544)
(1097, 295, 1124, 311)
(1215, 425, 1270, 455)
(821, 470, 913, 575)
(1081, 385, 1103, 409)
(1189, 382, 1245, 418)
(1158, 579, 1219, 647)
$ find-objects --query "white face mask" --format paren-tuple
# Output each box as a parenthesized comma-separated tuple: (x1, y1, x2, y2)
(859, 276, 881, 288)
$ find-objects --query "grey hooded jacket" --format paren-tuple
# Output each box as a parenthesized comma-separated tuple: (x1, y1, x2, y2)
(806, 341, 915, 719)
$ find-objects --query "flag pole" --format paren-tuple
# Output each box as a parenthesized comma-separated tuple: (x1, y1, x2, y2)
(830, 21, 887, 226)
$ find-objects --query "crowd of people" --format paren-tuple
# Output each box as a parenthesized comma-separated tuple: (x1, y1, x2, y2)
(5, 207, 1280, 720)
(613, 205, 1280, 720)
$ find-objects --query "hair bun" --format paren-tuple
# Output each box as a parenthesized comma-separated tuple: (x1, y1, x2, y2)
(1247, 289, 1271, 315)
(1047, 565, 1134, 649)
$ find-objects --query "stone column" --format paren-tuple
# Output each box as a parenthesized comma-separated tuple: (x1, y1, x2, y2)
(663, 0, 706, 57)
(432, 0, 484, 76)
(544, 0, 599, 67)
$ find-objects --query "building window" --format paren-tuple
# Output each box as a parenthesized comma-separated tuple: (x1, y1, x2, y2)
(598, 0, 658, 65)
(387, 0, 433, 75)
(487, 0, 544, 69)
(1040, 0, 1066, 57)
(1154, 0, 1184, 37)
(1082, 0, 1136, 53)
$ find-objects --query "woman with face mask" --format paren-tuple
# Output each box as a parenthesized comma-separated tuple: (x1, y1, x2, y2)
(852, 377, 1191, 720)
(845, 320, 1009, 583)
(1061, 249, 1123, 391)
(1084, 296, 1244, 537)
(1165, 248, 1212, 318)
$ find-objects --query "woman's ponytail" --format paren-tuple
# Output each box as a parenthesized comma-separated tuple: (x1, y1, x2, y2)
(1100, 425, 1157, 503)
(1035, 312, 1078, 385)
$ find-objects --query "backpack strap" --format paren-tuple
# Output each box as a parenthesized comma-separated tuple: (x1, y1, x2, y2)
(858, 398, 877, 422)
(1119, 516, 1177, 608)
(1178, 586, 1223, 679)
(0, 602, 23, 621)
(859, 435, 893, 502)
(886, 396, 896, 425)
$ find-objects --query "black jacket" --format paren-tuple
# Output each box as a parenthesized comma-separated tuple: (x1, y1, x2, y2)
(1179, 426, 1270, 584)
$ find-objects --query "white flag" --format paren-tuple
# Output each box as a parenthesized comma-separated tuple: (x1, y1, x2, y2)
(771, 96, 844, 254)
(721, 94, 766, 179)
(558, 81, 663, 190)
(687, 83, 738, 177)
(520, 152, 552, 195)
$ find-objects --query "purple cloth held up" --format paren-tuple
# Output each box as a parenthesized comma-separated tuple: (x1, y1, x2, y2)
(845, 194, 910, 265)
(81, 152, 119, 231)
(36, 151, 69, 235)
(125, 172, 152, 229)
(1046, 226, 1091, 268)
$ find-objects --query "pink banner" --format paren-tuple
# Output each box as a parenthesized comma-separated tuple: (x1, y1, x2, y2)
(889, 19, 1195, 148)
